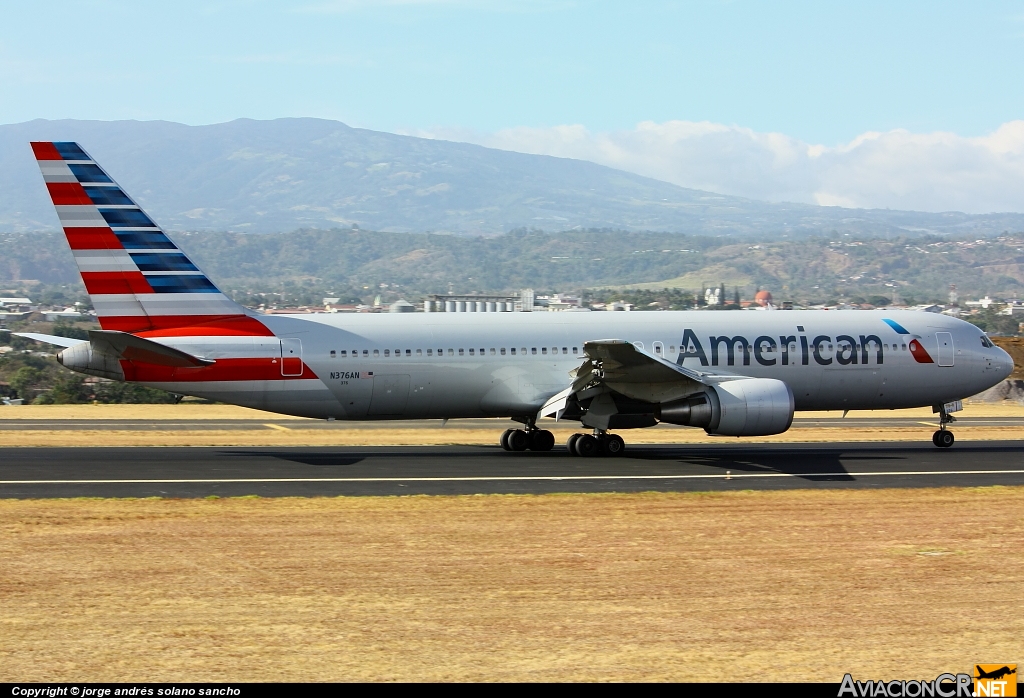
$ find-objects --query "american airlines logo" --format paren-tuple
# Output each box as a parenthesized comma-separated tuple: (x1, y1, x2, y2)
(677, 321, 934, 368)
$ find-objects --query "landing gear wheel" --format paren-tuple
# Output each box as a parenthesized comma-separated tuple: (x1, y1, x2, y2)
(575, 434, 599, 457)
(567, 433, 582, 455)
(528, 429, 555, 451)
(933, 430, 954, 448)
(604, 434, 625, 456)
(500, 428, 515, 451)
(507, 429, 530, 451)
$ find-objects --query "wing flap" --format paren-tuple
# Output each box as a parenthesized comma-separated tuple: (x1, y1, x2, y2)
(537, 339, 740, 421)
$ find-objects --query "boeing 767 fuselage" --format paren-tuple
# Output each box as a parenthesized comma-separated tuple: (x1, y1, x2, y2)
(19, 141, 1014, 455)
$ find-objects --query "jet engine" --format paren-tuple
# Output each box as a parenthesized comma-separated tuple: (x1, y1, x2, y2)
(57, 342, 125, 381)
(656, 378, 794, 436)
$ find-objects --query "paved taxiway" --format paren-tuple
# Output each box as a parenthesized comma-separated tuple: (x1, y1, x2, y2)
(1, 441, 1022, 498)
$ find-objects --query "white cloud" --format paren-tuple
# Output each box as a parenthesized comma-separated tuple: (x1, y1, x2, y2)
(416, 120, 1024, 214)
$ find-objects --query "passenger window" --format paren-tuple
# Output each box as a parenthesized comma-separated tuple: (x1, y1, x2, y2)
(384, 349, 390, 357)
(501, 348, 506, 355)
(490, 348, 496, 355)
(521, 348, 527, 355)
(416, 349, 422, 356)
(901, 344, 906, 350)
(572, 347, 578, 354)
(448, 348, 454, 356)
(330, 350, 336, 358)
(562, 347, 567, 354)
(480, 348, 485, 355)
(511, 348, 516, 355)
(427, 349, 433, 356)
(459, 348, 464, 355)
(469, 348, 475, 355)
(373, 349, 379, 356)
(532, 348, 537, 355)
(542, 348, 547, 355)
(406, 349, 411, 356)
(340, 350, 347, 357)
(669, 346, 675, 353)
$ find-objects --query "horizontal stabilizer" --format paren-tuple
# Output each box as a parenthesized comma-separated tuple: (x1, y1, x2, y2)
(88, 330, 215, 367)
(13, 332, 87, 348)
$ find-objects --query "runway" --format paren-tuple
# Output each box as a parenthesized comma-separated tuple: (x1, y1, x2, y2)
(1, 416, 1022, 431)
(1, 441, 1022, 497)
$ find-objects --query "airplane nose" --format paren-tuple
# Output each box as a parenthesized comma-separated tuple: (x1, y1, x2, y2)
(1000, 349, 1015, 380)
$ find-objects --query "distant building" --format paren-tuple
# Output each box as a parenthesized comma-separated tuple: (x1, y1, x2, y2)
(324, 303, 371, 313)
(535, 293, 582, 311)
(0, 297, 34, 321)
(1000, 301, 1024, 316)
(44, 307, 86, 322)
(423, 290, 533, 312)
(966, 296, 995, 309)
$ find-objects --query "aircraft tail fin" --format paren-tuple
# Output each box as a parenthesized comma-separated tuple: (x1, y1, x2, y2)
(30, 141, 268, 337)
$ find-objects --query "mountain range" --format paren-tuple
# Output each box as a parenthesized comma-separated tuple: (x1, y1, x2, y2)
(2, 118, 1024, 237)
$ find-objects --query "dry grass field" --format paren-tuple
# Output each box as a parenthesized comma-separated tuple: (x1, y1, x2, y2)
(1, 488, 1022, 682)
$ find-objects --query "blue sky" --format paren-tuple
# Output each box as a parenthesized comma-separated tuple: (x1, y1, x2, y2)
(2, 0, 1022, 145)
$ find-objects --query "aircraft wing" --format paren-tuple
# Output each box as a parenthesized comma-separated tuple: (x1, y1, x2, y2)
(538, 339, 744, 420)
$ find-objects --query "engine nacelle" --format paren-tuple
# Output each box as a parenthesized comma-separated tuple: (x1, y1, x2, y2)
(657, 378, 794, 436)
(655, 393, 715, 428)
(57, 342, 125, 381)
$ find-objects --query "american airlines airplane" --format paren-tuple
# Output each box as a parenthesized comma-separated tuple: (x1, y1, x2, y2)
(17, 142, 1015, 453)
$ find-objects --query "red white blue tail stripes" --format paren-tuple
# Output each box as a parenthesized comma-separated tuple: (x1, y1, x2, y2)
(31, 141, 270, 337)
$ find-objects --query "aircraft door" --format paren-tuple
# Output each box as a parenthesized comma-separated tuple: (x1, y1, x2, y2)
(368, 374, 411, 416)
(280, 338, 303, 376)
(936, 332, 954, 367)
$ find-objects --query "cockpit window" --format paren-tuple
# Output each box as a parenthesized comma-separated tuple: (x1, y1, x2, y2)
(980, 335, 995, 348)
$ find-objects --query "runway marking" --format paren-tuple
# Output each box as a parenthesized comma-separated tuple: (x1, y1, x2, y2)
(2, 469, 1023, 485)
(263, 423, 291, 431)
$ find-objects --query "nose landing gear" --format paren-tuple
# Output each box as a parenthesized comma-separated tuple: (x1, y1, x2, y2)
(932, 430, 955, 448)
(931, 404, 957, 448)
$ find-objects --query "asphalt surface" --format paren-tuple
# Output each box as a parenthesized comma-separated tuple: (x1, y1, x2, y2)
(1, 416, 1022, 431)
(1, 441, 1022, 498)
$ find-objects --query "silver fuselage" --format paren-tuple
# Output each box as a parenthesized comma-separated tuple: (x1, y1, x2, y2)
(148, 309, 1014, 421)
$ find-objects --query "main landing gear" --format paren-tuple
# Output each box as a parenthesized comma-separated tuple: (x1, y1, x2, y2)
(932, 405, 956, 448)
(567, 430, 625, 457)
(500, 424, 555, 452)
